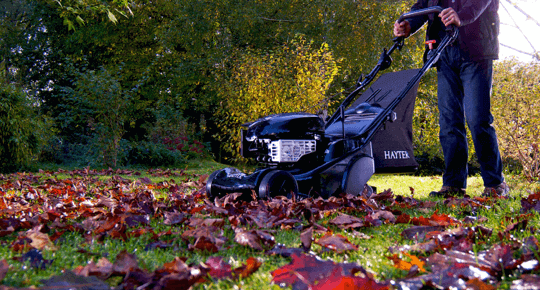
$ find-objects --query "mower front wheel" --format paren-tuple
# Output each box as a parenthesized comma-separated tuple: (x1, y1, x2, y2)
(205, 169, 223, 201)
(257, 170, 299, 200)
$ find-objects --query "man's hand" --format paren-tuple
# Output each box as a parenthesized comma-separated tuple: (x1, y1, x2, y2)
(439, 7, 461, 27)
(394, 20, 412, 38)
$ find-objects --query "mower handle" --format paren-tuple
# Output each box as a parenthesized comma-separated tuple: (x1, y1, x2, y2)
(397, 6, 443, 23)
(394, 6, 457, 42)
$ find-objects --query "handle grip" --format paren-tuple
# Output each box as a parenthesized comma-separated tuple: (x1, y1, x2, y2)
(397, 6, 443, 23)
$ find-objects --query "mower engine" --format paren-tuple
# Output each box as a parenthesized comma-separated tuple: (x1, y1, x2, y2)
(241, 112, 325, 166)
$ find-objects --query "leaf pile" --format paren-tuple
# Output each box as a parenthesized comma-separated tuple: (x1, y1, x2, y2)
(0, 170, 540, 289)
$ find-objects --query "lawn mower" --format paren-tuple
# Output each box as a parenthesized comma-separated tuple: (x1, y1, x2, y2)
(206, 7, 458, 200)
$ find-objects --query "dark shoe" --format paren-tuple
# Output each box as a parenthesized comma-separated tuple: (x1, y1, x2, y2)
(429, 186, 466, 197)
(482, 182, 510, 197)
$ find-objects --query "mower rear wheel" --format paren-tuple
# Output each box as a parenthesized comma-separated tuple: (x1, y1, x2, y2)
(257, 170, 298, 200)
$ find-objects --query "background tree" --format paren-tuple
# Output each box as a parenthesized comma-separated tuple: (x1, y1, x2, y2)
(8, 0, 534, 175)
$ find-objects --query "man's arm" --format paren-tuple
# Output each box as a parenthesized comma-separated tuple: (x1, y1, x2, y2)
(393, 0, 429, 38)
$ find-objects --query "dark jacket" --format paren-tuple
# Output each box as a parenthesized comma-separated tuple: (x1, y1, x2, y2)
(407, 0, 499, 61)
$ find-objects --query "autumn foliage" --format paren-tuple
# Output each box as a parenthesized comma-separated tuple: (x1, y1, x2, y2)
(1, 169, 540, 289)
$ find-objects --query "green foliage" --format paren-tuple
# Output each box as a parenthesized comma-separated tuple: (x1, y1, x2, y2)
(41, 0, 133, 30)
(59, 65, 132, 167)
(492, 60, 540, 180)
(6, 0, 535, 178)
(126, 141, 187, 167)
(0, 65, 54, 172)
(214, 35, 339, 161)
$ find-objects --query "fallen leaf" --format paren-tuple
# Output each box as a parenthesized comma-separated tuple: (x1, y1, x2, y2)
(315, 233, 358, 252)
(40, 270, 109, 290)
(0, 259, 8, 281)
(387, 252, 426, 273)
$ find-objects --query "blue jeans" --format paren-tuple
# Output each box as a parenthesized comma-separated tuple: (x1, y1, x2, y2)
(437, 45, 504, 188)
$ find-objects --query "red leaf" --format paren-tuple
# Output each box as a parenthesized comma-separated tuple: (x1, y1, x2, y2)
(311, 266, 388, 290)
(272, 254, 378, 290)
(204, 257, 233, 279)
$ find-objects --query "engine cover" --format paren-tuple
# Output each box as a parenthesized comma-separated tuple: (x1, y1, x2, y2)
(241, 112, 324, 162)
(243, 112, 324, 140)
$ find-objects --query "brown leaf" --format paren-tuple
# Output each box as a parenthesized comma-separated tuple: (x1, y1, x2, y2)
(26, 230, 58, 251)
(186, 217, 225, 228)
(163, 212, 187, 226)
(190, 235, 221, 253)
(161, 257, 189, 273)
(300, 226, 312, 252)
(315, 233, 358, 252)
(40, 270, 110, 290)
(329, 213, 364, 229)
(466, 278, 496, 290)
(112, 250, 140, 275)
(234, 229, 275, 251)
(233, 257, 262, 279)
(401, 225, 446, 240)
(510, 274, 540, 290)
(265, 244, 305, 258)
(371, 210, 396, 223)
(0, 259, 8, 281)
(73, 257, 113, 280)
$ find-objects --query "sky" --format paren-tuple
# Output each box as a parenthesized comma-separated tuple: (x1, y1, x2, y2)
(497, 0, 540, 62)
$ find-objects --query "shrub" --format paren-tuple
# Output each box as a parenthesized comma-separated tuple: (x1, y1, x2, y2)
(126, 141, 186, 167)
(213, 35, 340, 162)
(492, 60, 540, 180)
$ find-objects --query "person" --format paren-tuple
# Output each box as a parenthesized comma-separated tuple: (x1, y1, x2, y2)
(393, 0, 509, 197)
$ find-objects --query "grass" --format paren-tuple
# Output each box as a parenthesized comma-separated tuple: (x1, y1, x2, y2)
(0, 159, 539, 289)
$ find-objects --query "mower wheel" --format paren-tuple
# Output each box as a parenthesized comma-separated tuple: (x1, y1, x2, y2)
(205, 170, 222, 200)
(257, 170, 298, 200)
